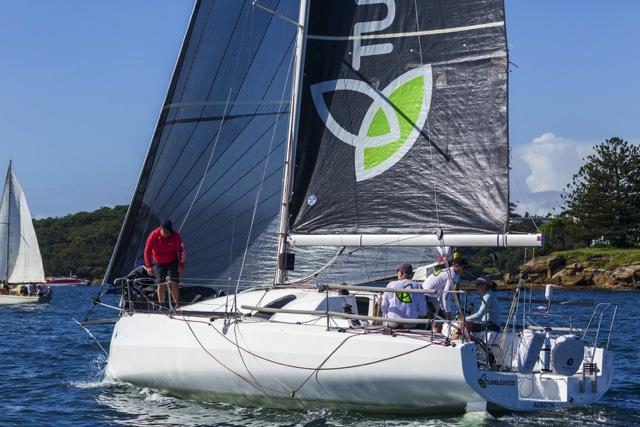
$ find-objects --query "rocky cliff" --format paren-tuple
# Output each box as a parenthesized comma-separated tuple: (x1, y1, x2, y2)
(516, 254, 640, 289)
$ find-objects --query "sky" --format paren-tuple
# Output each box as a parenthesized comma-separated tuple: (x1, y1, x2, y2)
(1, 0, 639, 218)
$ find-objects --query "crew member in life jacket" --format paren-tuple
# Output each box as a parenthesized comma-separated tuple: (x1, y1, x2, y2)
(421, 257, 466, 333)
(144, 220, 185, 308)
(381, 263, 427, 329)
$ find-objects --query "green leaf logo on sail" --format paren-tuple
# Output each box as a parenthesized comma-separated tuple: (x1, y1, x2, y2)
(310, 65, 433, 181)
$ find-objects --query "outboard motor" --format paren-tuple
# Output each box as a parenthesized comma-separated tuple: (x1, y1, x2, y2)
(551, 335, 585, 376)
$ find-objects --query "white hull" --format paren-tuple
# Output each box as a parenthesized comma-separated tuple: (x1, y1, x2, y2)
(106, 287, 615, 413)
(461, 343, 614, 411)
(107, 288, 482, 414)
(0, 294, 51, 305)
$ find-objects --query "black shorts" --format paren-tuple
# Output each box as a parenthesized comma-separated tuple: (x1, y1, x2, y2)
(427, 300, 437, 317)
(153, 260, 179, 283)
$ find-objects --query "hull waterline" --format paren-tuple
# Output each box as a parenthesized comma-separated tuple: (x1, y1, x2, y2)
(106, 306, 482, 414)
(0, 294, 51, 305)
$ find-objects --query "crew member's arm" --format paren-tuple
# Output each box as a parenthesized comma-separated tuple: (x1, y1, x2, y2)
(466, 296, 487, 321)
(144, 232, 155, 274)
(441, 277, 452, 316)
(176, 233, 185, 272)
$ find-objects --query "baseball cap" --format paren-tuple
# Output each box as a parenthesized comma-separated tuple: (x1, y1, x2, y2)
(395, 262, 413, 275)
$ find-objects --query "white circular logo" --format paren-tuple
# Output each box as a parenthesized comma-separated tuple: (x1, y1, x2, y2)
(307, 195, 317, 206)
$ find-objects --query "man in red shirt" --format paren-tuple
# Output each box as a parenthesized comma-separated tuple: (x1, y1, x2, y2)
(144, 220, 185, 308)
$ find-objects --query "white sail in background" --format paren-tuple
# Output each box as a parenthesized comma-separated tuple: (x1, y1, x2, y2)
(0, 162, 45, 283)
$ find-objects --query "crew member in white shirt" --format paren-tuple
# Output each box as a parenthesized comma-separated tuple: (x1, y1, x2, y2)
(422, 258, 465, 332)
(381, 263, 427, 329)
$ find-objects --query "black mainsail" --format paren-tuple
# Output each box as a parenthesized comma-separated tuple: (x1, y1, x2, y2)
(291, 0, 510, 236)
(279, 0, 541, 284)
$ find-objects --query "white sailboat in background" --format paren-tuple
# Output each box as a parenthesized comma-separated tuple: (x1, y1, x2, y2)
(94, 0, 616, 414)
(0, 161, 51, 304)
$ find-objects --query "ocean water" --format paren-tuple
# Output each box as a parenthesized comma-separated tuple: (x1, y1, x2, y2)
(1, 286, 639, 426)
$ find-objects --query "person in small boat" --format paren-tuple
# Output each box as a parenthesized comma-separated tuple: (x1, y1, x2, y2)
(381, 263, 426, 329)
(26, 283, 36, 295)
(36, 284, 50, 297)
(465, 277, 501, 333)
(422, 258, 465, 332)
(144, 220, 185, 309)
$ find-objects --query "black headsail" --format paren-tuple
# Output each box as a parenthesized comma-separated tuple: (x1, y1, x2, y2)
(105, 0, 299, 287)
(291, 0, 510, 236)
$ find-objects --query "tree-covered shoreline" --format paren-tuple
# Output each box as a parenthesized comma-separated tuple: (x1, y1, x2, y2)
(34, 205, 127, 282)
(461, 137, 640, 285)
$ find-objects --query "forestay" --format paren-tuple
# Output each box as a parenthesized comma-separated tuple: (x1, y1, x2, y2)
(0, 163, 45, 283)
(105, 0, 299, 286)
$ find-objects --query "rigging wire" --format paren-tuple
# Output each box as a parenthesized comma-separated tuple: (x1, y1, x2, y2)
(153, 6, 294, 225)
(413, 0, 441, 230)
(178, 313, 446, 372)
(179, 312, 284, 395)
(232, 23, 297, 310)
(144, 0, 253, 214)
(178, 87, 234, 233)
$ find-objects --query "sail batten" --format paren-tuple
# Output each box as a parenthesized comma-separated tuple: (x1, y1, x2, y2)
(307, 20, 504, 41)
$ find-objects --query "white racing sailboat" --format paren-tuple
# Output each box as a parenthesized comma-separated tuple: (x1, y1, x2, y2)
(0, 161, 50, 304)
(98, 0, 616, 414)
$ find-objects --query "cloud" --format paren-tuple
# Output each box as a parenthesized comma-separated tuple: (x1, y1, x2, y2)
(512, 190, 562, 217)
(518, 132, 594, 193)
(510, 133, 640, 216)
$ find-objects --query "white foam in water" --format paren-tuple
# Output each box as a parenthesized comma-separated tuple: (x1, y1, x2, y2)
(69, 376, 122, 389)
(460, 410, 496, 426)
(139, 387, 175, 405)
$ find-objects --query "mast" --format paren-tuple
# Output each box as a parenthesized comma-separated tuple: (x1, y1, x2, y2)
(4, 160, 11, 282)
(275, 0, 310, 285)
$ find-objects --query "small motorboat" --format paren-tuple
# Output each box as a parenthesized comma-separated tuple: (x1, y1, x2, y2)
(46, 275, 90, 287)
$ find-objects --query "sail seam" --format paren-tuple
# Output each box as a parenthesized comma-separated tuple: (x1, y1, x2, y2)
(307, 21, 504, 41)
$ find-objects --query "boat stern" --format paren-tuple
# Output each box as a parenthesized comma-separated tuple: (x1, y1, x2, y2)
(460, 342, 614, 411)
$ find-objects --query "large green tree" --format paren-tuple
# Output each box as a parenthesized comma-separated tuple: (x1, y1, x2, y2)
(562, 137, 640, 246)
(539, 214, 584, 251)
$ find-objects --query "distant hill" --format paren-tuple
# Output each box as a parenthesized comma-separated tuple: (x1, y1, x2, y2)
(33, 205, 128, 282)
